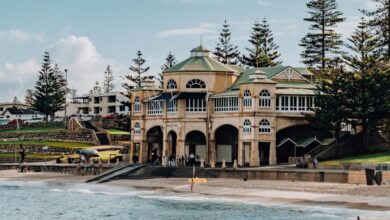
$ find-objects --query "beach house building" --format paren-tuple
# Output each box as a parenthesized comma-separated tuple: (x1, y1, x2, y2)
(129, 45, 330, 166)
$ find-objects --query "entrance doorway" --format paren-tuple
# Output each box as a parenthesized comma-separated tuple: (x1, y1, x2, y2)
(215, 125, 238, 163)
(258, 142, 270, 165)
(146, 126, 163, 163)
(185, 131, 206, 161)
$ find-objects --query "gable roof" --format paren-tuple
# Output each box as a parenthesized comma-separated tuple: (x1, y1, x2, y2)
(230, 66, 313, 90)
(3, 107, 42, 115)
(164, 56, 237, 73)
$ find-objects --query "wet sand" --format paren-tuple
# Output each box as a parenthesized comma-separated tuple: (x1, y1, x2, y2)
(2, 170, 390, 215)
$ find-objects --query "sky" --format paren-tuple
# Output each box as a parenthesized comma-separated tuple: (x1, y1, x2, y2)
(0, 0, 377, 102)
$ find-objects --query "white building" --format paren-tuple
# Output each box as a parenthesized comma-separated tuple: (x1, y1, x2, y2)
(2, 107, 44, 120)
(74, 92, 130, 115)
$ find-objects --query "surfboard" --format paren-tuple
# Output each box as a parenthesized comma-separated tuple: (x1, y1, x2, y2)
(188, 178, 207, 184)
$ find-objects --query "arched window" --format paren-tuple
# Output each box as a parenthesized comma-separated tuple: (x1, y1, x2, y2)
(243, 90, 252, 107)
(134, 122, 141, 135)
(134, 96, 141, 112)
(259, 119, 271, 133)
(186, 79, 206, 88)
(166, 79, 177, 89)
(243, 119, 252, 133)
(259, 90, 271, 107)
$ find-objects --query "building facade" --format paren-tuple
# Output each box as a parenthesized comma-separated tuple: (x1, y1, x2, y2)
(74, 92, 130, 116)
(129, 46, 322, 167)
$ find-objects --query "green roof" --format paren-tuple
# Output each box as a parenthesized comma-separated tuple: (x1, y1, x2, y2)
(210, 90, 239, 98)
(164, 56, 237, 73)
(230, 66, 313, 90)
(191, 45, 210, 52)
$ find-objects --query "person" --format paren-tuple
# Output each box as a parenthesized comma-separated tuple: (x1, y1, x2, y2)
(189, 153, 195, 166)
(19, 146, 25, 164)
(313, 157, 318, 169)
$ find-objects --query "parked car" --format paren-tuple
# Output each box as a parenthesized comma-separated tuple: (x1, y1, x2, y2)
(7, 119, 24, 125)
(103, 113, 119, 119)
(0, 118, 10, 125)
(24, 118, 44, 124)
(80, 115, 93, 121)
(53, 116, 64, 122)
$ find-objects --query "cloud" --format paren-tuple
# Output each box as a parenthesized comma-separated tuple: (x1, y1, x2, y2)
(156, 23, 217, 38)
(48, 35, 127, 95)
(0, 29, 45, 43)
(336, 16, 361, 40)
(257, 0, 271, 6)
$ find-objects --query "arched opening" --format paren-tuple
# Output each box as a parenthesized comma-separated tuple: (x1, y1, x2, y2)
(185, 131, 206, 161)
(146, 126, 163, 163)
(166, 131, 177, 156)
(215, 125, 238, 163)
(276, 125, 332, 164)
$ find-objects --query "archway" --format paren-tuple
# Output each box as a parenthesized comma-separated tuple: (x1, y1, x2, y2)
(166, 131, 177, 156)
(185, 131, 206, 161)
(276, 125, 332, 164)
(215, 125, 238, 163)
(146, 126, 163, 163)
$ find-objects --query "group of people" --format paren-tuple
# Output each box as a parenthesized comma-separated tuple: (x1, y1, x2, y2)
(156, 153, 201, 167)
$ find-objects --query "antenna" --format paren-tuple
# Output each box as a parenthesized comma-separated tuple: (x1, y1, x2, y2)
(200, 33, 203, 46)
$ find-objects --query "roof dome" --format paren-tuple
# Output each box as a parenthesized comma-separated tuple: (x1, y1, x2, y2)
(163, 45, 237, 73)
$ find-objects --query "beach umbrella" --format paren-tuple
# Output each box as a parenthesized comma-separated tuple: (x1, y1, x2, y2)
(79, 149, 99, 157)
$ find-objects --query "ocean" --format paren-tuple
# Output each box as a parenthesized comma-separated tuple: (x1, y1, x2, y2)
(0, 180, 386, 220)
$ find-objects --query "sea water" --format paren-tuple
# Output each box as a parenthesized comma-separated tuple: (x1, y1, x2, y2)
(0, 180, 387, 220)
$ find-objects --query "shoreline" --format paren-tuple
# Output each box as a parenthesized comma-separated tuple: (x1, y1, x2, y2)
(2, 170, 390, 216)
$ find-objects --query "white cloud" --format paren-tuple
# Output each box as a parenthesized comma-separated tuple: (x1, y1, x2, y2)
(48, 35, 127, 95)
(336, 16, 361, 40)
(0, 29, 45, 43)
(156, 23, 217, 38)
(257, 0, 271, 6)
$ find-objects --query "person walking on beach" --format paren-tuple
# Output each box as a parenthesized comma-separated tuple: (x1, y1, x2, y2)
(189, 153, 195, 166)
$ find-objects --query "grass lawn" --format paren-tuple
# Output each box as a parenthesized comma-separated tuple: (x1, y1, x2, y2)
(0, 127, 66, 133)
(321, 152, 390, 165)
(0, 140, 94, 148)
(107, 129, 130, 135)
(0, 153, 61, 159)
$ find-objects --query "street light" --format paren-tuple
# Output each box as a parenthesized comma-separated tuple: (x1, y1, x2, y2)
(64, 69, 68, 127)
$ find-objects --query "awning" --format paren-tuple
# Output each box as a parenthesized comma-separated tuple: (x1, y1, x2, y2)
(177, 92, 207, 99)
(210, 90, 239, 98)
(276, 88, 317, 95)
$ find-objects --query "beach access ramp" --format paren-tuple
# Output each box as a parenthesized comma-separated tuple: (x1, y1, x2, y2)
(86, 164, 145, 183)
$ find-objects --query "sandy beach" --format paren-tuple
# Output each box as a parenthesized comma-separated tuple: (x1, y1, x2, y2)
(2, 169, 390, 214)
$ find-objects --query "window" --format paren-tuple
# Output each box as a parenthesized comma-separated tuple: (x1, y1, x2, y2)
(166, 79, 177, 89)
(108, 96, 116, 103)
(134, 96, 141, 112)
(134, 122, 141, 136)
(147, 100, 163, 115)
(277, 95, 315, 112)
(243, 119, 252, 133)
(94, 97, 100, 104)
(167, 100, 177, 113)
(119, 105, 126, 111)
(243, 90, 252, 107)
(94, 107, 99, 114)
(108, 106, 116, 113)
(259, 90, 271, 107)
(259, 119, 271, 133)
(186, 99, 206, 112)
(186, 79, 206, 88)
(213, 97, 239, 112)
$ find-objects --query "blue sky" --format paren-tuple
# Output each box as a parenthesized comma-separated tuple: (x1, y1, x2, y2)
(0, 0, 375, 101)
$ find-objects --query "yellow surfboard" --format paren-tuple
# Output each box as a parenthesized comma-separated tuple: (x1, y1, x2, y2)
(188, 177, 207, 184)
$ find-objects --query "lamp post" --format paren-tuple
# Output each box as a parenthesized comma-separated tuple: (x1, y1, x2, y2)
(64, 69, 68, 127)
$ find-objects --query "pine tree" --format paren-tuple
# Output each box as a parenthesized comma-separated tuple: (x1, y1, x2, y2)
(122, 50, 153, 98)
(242, 19, 281, 67)
(306, 68, 353, 157)
(91, 81, 102, 94)
(300, 0, 345, 71)
(25, 89, 34, 105)
(342, 18, 382, 75)
(213, 20, 240, 65)
(32, 52, 66, 122)
(103, 65, 115, 93)
(159, 52, 177, 88)
(361, 0, 390, 60)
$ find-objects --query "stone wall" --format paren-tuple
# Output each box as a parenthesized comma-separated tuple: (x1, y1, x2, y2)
(0, 130, 94, 143)
(0, 122, 64, 131)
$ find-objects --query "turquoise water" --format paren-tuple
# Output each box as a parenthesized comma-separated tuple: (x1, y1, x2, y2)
(0, 180, 384, 220)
